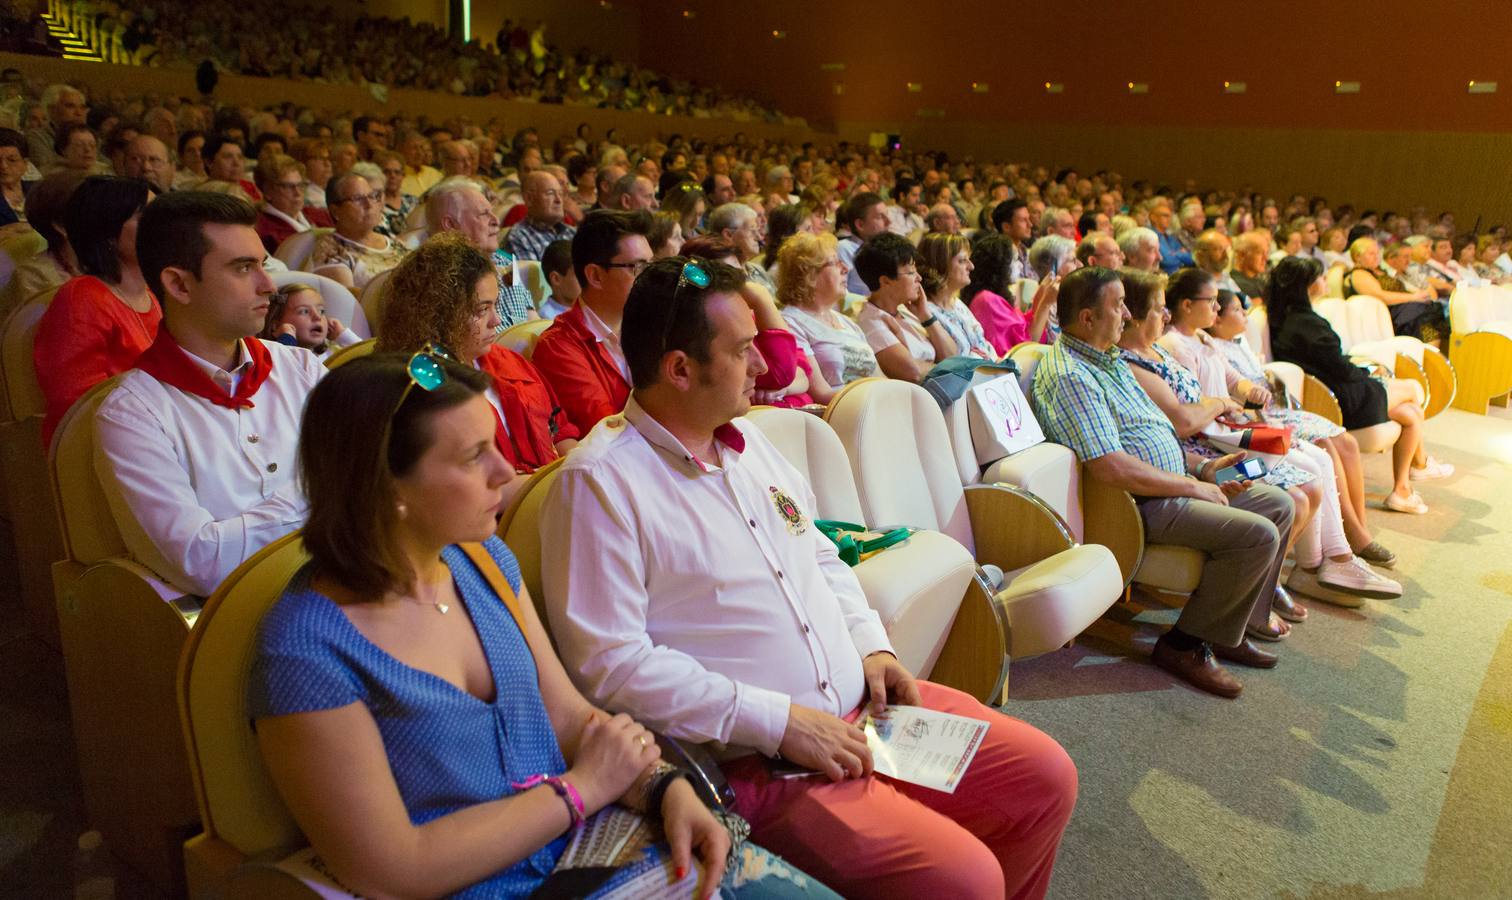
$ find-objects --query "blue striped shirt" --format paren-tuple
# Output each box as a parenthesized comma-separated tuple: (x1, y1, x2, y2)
(1031, 333, 1187, 476)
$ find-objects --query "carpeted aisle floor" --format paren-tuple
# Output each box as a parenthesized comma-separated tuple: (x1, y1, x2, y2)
(1005, 407, 1512, 900)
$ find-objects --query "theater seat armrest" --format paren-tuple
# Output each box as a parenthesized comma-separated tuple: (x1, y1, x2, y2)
(1079, 476, 1144, 589)
(962, 483, 1075, 572)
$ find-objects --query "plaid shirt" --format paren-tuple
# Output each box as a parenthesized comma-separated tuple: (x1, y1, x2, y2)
(1032, 333, 1186, 476)
(504, 218, 576, 262)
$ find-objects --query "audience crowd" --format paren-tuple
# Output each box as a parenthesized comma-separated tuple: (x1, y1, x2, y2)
(0, 64, 1491, 898)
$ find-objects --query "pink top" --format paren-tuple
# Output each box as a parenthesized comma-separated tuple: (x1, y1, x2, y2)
(966, 290, 1048, 357)
(1158, 328, 1242, 399)
(34, 275, 162, 447)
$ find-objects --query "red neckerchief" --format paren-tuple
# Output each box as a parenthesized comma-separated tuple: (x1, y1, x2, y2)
(134, 329, 273, 410)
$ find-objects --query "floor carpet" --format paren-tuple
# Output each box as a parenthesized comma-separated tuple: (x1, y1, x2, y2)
(1006, 407, 1512, 899)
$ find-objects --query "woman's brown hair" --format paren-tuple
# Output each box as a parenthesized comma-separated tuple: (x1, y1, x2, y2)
(299, 353, 489, 598)
(377, 231, 496, 355)
(916, 232, 971, 299)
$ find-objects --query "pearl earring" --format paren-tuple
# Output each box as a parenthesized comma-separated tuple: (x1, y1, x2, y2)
(396, 502, 408, 518)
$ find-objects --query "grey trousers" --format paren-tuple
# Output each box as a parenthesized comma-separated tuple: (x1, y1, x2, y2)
(1137, 483, 1295, 648)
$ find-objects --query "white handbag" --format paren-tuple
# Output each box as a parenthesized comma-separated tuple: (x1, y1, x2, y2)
(966, 373, 1045, 464)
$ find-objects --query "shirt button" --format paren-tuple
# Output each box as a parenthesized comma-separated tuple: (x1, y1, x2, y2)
(266, 462, 278, 473)
(247, 434, 260, 444)
(802, 624, 810, 633)
(748, 519, 757, 528)
(819, 680, 829, 691)
(776, 570, 784, 579)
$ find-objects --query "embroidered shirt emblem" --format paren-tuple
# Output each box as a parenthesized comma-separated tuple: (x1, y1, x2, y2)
(769, 485, 808, 535)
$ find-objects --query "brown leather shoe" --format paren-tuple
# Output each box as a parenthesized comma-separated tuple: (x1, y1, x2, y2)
(1212, 637, 1279, 669)
(1151, 636, 1243, 698)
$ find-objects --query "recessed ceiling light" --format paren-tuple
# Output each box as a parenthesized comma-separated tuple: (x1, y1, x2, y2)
(1128, 82, 1149, 94)
(906, 82, 923, 93)
(771, 30, 786, 38)
(1045, 82, 1064, 94)
(1469, 80, 1498, 94)
(1224, 81, 1247, 94)
(1335, 80, 1360, 94)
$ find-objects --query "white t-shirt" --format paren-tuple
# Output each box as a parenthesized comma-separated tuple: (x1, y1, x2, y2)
(857, 301, 935, 365)
(780, 305, 880, 386)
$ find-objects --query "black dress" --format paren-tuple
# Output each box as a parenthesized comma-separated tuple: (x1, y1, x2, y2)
(1270, 307, 1390, 429)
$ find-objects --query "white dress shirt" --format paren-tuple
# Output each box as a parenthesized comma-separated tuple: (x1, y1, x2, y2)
(578, 301, 631, 381)
(93, 339, 326, 596)
(541, 398, 893, 757)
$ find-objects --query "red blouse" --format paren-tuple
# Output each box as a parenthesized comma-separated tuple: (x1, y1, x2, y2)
(476, 345, 581, 474)
(34, 275, 162, 447)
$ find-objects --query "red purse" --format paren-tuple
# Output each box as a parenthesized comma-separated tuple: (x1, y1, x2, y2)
(1218, 418, 1293, 455)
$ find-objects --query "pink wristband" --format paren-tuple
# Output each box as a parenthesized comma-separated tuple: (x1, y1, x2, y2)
(512, 774, 587, 829)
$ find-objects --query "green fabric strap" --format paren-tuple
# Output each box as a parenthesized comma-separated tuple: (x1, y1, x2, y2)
(813, 519, 912, 567)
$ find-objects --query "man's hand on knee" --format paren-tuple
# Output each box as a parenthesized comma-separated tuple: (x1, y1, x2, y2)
(778, 704, 874, 782)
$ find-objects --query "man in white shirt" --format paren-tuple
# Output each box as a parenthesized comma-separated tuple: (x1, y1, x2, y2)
(95, 192, 325, 597)
(541, 257, 1077, 899)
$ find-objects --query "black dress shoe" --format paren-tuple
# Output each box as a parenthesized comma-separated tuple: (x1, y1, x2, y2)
(1213, 637, 1279, 669)
(1152, 636, 1243, 698)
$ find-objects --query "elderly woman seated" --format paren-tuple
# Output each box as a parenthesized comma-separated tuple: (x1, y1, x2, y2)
(1029, 234, 1081, 340)
(378, 232, 576, 493)
(849, 233, 958, 383)
(253, 153, 333, 255)
(776, 231, 880, 398)
(311, 171, 409, 291)
(1342, 236, 1445, 349)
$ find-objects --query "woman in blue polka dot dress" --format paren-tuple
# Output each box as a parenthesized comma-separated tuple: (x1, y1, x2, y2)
(249, 354, 840, 899)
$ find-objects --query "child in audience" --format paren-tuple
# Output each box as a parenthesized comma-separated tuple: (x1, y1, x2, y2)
(538, 238, 577, 319)
(259, 283, 361, 355)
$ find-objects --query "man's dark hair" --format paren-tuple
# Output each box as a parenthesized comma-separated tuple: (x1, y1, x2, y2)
(853, 233, 917, 292)
(201, 132, 243, 165)
(992, 198, 1028, 234)
(53, 122, 92, 157)
(66, 176, 154, 283)
(137, 190, 258, 299)
(570, 208, 652, 286)
(840, 191, 884, 236)
(177, 129, 204, 159)
(1346, 224, 1374, 246)
(251, 132, 285, 158)
(541, 239, 574, 278)
(893, 176, 918, 201)
(1077, 212, 1099, 235)
(1056, 265, 1123, 327)
(622, 256, 746, 389)
(565, 153, 594, 186)
(353, 115, 376, 138)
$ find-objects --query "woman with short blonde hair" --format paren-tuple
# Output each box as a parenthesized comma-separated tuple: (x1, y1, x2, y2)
(776, 232, 880, 394)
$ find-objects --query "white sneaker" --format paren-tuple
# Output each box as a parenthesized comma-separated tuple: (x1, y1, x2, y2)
(1316, 557, 1403, 599)
(1384, 491, 1428, 514)
(1410, 457, 1454, 481)
(1285, 566, 1365, 608)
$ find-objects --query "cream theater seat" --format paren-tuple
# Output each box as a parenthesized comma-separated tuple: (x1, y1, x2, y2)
(49, 376, 201, 895)
(272, 228, 332, 272)
(496, 318, 553, 359)
(744, 405, 978, 683)
(823, 378, 1121, 702)
(1447, 284, 1512, 414)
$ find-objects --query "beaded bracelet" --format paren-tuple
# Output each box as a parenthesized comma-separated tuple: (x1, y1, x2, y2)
(512, 774, 587, 829)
